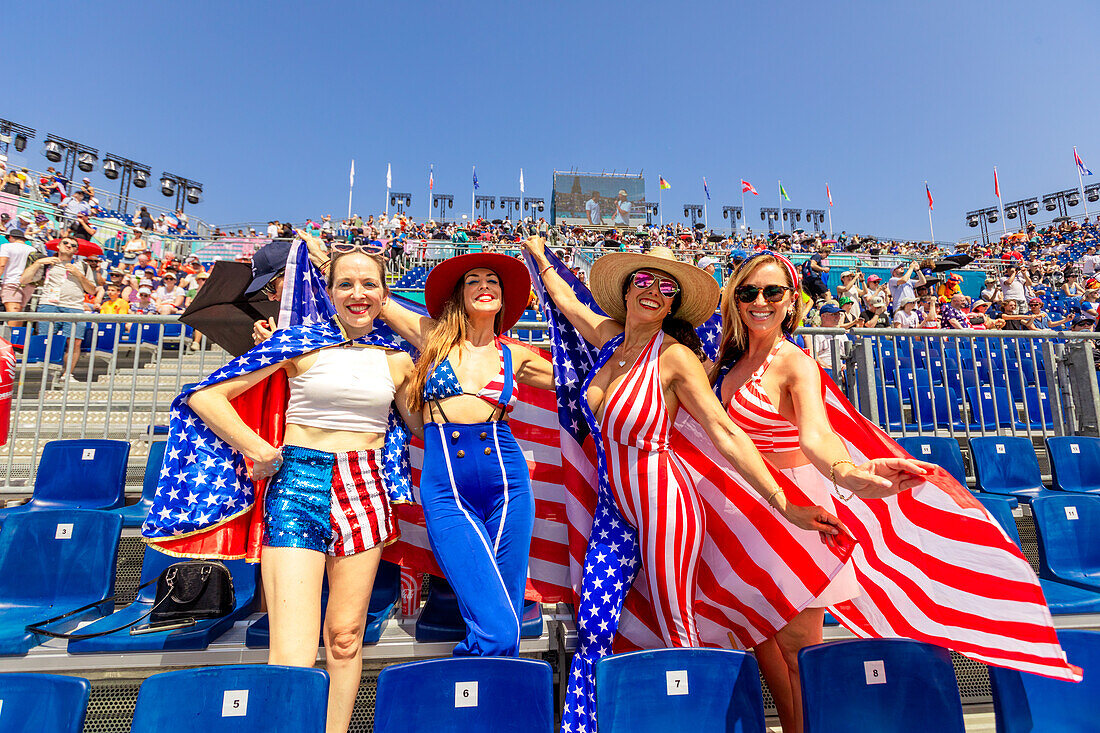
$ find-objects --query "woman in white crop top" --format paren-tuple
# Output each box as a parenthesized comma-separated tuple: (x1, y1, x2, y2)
(189, 249, 421, 733)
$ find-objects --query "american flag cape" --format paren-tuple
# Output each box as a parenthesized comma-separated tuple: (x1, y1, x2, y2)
(816, 374, 1080, 681)
(276, 242, 576, 601)
(526, 251, 857, 733)
(141, 319, 406, 560)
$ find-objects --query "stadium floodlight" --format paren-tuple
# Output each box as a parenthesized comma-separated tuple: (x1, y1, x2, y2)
(160, 176, 176, 197)
(389, 192, 412, 213)
(642, 202, 659, 225)
(77, 150, 97, 172)
(160, 172, 204, 211)
(44, 140, 63, 163)
(500, 196, 520, 219)
(986, 210, 998, 223)
(760, 207, 780, 230)
(1086, 184, 1100, 203)
(0, 118, 35, 158)
(1027, 200, 1040, 215)
(102, 159, 120, 180)
(431, 193, 454, 221)
(523, 197, 545, 215)
(1005, 205, 1017, 220)
(104, 154, 151, 211)
(13, 134, 27, 152)
(1044, 196, 1058, 212)
(475, 195, 495, 218)
(133, 169, 148, 188)
(185, 185, 203, 205)
(1067, 192, 1081, 207)
(967, 215, 979, 227)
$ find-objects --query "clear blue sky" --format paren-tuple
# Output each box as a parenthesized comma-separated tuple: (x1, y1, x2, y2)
(6, 0, 1098, 240)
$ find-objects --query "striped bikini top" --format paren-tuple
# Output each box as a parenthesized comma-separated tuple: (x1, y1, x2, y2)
(720, 340, 802, 453)
(596, 331, 671, 452)
(421, 339, 516, 414)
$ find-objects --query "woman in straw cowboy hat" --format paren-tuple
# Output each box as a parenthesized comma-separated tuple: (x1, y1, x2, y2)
(525, 236, 848, 728)
(713, 251, 933, 732)
(381, 252, 554, 657)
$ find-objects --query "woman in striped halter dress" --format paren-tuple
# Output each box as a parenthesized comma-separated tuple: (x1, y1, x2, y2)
(713, 251, 933, 733)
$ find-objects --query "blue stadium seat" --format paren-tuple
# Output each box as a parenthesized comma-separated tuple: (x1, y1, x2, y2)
(1031, 493, 1100, 592)
(415, 575, 543, 643)
(1047, 436, 1100, 493)
(373, 657, 553, 733)
(0, 510, 122, 655)
(896, 437, 968, 486)
(974, 494, 1100, 614)
(117, 441, 167, 528)
(130, 665, 328, 733)
(0, 673, 91, 732)
(989, 630, 1100, 732)
(1022, 386, 1055, 429)
(970, 437, 1046, 503)
(0, 439, 129, 524)
(798, 639, 964, 733)
(965, 386, 1023, 430)
(24, 334, 66, 364)
(905, 385, 965, 431)
(67, 549, 258, 653)
(245, 560, 399, 648)
(874, 386, 912, 431)
(595, 648, 764, 733)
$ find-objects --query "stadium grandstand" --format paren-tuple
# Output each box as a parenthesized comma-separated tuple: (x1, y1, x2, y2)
(2, 159, 1100, 731)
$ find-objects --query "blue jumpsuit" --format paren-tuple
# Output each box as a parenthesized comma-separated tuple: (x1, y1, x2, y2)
(419, 342, 535, 656)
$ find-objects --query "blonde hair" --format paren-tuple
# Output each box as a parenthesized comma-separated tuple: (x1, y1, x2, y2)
(408, 272, 505, 413)
(713, 254, 806, 381)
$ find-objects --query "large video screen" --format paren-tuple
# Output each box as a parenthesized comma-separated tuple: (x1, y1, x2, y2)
(551, 173, 647, 227)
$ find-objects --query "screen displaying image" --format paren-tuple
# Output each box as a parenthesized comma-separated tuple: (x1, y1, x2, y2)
(551, 173, 647, 227)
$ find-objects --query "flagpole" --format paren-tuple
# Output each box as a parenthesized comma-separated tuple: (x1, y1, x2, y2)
(426, 165, 432, 223)
(471, 166, 476, 221)
(385, 163, 391, 218)
(659, 184, 664, 227)
(1077, 148, 1089, 218)
(519, 168, 524, 223)
(995, 167, 1007, 236)
(740, 187, 746, 236)
(926, 182, 935, 242)
(778, 180, 784, 234)
(826, 182, 833, 238)
(347, 160, 354, 221)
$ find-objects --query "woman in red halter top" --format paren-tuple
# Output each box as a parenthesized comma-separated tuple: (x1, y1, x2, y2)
(713, 251, 933, 733)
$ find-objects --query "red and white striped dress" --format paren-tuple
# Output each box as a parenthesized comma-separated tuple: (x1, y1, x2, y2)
(595, 330, 704, 647)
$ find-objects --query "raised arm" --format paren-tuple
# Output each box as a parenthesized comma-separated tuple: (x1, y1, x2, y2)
(523, 236, 621, 349)
(663, 344, 841, 538)
(380, 297, 435, 351)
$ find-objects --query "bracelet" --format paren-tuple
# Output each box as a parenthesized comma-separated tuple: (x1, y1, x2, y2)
(765, 487, 783, 508)
(830, 459, 856, 502)
(539, 264, 554, 277)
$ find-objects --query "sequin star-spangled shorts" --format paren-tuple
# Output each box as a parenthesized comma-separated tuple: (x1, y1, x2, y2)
(263, 444, 398, 556)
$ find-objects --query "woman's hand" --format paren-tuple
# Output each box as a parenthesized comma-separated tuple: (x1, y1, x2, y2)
(778, 500, 849, 548)
(295, 229, 329, 267)
(253, 317, 276, 345)
(249, 444, 283, 481)
(522, 235, 547, 263)
(838, 458, 933, 498)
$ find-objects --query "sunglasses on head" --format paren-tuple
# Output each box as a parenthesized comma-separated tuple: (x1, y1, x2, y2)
(735, 284, 793, 303)
(631, 270, 680, 297)
(331, 240, 385, 255)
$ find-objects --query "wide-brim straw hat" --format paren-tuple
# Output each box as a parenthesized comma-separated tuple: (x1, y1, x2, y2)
(590, 246, 720, 327)
(424, 252, 531, 332)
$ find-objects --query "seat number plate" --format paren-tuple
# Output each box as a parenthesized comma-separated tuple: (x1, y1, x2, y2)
(1066, 506, 1079, 520)
(1071, 444, 1081, 454)
(996, 444, 1005, 454)
(666, 670, 689, 696)
(221, 690, 247, 717)
(864, 660, 886, 685)
(921, 445, 931, 455)
(455, 681, 478, 708)
(82, 448, 95, 460)
(55, 523, 73, 540)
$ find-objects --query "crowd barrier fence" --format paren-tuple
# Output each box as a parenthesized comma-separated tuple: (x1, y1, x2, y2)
(3, 314, 1099, 493)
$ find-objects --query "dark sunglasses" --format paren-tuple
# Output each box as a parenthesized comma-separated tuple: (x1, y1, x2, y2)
(735, 284, 793, 303)
(331, 240, 385, 255)
(631, 270, 680, 297)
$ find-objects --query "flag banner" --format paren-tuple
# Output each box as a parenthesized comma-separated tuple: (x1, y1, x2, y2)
(1076, 148, 1093, 176)
(827, 183, 833, 207)
(386, 163, 392, 189)
(350, 160, 355, 188)
(994, 168, 1001, 199)
(926, 184, 934, 211)
(659, 176, 671, 190)
(742, 180, 758, 196)
(473, 166, 479, 190)
(779, 182, 790, 201)
(703, 177, 711, 201)
(429, 164, 434, 191)
(520, 168, 525, 194)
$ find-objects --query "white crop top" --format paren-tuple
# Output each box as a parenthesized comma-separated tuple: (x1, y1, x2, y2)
(285, 347, 394, 432)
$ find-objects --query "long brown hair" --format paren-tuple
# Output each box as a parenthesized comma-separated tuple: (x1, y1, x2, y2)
(713, 254, 806, 381)
(408, 271, 506, 412)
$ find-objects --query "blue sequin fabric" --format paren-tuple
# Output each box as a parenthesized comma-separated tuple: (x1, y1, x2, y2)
(263, 445, 334, 552)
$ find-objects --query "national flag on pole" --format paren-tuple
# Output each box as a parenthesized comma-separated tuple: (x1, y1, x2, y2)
(1075, 147, 1093, 176)
(472, 166, 479, 190)
(520, 168, 525, 194)
(926, 184, 934, 211)
(349, 160, 355, 188)
(386, 163, 391, 189)
(779, 181, 790, 201)
(826, 183, 833, 207)
(741, 180, 758, 196)
(659, 176, 671, 190)
(429, 164, 434, 191)
(703, 177, 711, 201)
(994, 168, 1001, 199)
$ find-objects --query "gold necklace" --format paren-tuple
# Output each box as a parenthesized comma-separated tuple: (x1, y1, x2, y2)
(616, 341, 646, 368)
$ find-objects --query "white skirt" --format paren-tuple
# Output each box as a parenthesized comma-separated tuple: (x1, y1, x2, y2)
(777, 463, 860, 608)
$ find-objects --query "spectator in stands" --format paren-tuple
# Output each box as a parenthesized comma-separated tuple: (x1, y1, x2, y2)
(837, 296, 858, 329)
(136, 206, 154, 231)
(980, 276, 1000, 304)
(835, 269, 864, 302)
(1071, 315, 1096, 332)
(998, 298, 1033, 331)
(131, 252, 158, 281)
(1083, 245, 1100, 277)
(812, 303, 846, 370)
(1026, 297, 1070, 330)
(121, 229, 147, 265)
(887, 261, 924, 310)
(130, 284, 156, 314)
(0, 229, 35, 327)
(968, 300, 995, 329)
(153, 271, 186, 314)
(98, 283, 129, 314)
(1, 167, 24, 195)
(69, 212, 96, 242)
(1062, 270, 1084, 298)
(61, 190, 90, 220)
(801, 242, 831, 300)
(20, 236, 97, 384)
(892, 295, 922, 328)
(999, 264, 1030, 307)
(940, 293, 972, 330)
(38, 167, 60, 200)
(266, 220, 279, 238)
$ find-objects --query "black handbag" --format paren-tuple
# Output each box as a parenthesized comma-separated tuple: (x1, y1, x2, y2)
(25, 560, 235, 641)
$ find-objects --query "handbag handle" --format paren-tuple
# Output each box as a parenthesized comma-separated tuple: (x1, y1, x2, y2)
(165, 564, 214, 605)
(25, 577, 162, 641)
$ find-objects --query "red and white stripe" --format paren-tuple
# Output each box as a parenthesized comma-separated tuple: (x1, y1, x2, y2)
(331, 449, 396, 557)
(817, 374, 1080, 681)
(726, 342, 801, 452)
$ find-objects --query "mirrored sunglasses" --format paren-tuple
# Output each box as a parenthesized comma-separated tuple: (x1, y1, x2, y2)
(631, 270, 680, 297)
(735, 284, 793, 303)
